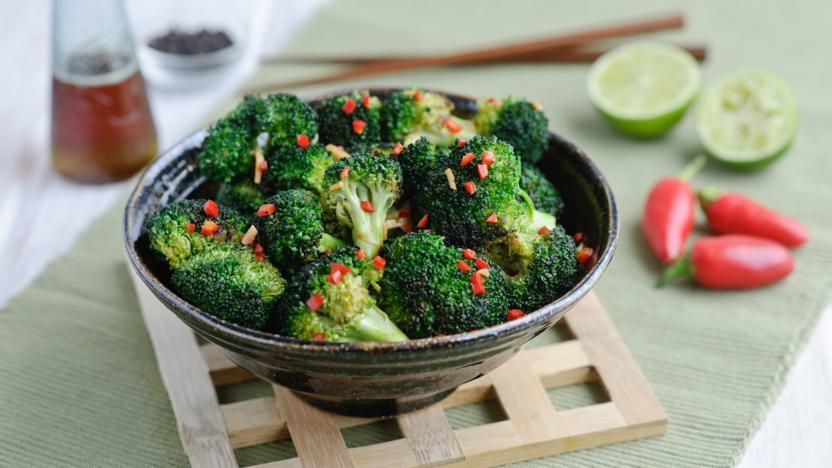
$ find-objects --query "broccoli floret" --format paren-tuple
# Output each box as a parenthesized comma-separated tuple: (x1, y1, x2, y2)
(171, 243, 285, 331)
(378, 232, 510, 338)
(473, 97, 549, 164)
(381, 89, 476, 146)
(276, 248, 407, 342)
(260, 144, 335, 196)
(261, 93, 319, 149)
(199, 96, 264, 183)
(257, 189, 347, 274)
(322, 152, 402, 257)
(145, 199, 249, 268)
(519, 164, 564, 216)
(216, 180, 266, 215)
(500, 225, 578, 311)
(316, 91, 382, 149)
(398, 137, 445, 197)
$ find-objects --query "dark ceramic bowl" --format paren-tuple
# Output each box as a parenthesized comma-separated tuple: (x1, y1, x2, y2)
(124, 88, 619, 417)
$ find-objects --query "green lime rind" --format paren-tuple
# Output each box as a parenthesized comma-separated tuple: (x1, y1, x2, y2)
(594, 92, 696, 138)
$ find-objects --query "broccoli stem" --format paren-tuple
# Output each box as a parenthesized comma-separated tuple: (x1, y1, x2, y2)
(341, 305, 408, 342)
(519, 188, 556, 231)
(341, 181, 397, 256)
(318, 233, 347, 252)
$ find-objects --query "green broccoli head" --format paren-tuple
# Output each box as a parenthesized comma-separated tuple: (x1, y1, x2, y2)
(381, 89, 476, 146)
(171, 243, 286, 331)
(498, 225, 578, 311)
(398, 137, 443, 197)
(145, 199, 249, 269)
(257, 189, 346, 274)
(519, 164, 564, 216)
(261, 93, 319, 149)
(216, 180, 266, 215)
(378, 232, 510, 338)
(260, 144, 335, 196)
(316, 91, 382, 149)
(199, 96, 263, 183)
(276, 248, 407, 342)
(474, 97, 549, 164)
(408, 136, 527, 248)
(322, 152, 402, 257)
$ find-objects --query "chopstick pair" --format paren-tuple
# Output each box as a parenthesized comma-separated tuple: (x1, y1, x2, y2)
(248, 13, 704, 93)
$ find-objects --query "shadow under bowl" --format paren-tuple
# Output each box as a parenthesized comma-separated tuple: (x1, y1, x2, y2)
(123, 88, 619, 417)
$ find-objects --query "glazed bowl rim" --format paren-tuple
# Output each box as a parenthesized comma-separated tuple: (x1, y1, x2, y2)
(123, 87, 619, 354)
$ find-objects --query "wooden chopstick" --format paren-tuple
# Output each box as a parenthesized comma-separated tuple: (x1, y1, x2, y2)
(262, 44, 707, 66)
(246, 13, 685, 93)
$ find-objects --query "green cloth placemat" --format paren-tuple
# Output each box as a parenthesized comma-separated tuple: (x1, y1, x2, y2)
(3, 0, 832, 466)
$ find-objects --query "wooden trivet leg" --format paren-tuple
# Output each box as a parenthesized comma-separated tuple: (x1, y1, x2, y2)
(397, 404, 464, 466)
(272, 386, 355, 468)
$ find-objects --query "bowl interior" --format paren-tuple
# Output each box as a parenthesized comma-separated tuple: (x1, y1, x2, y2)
(124, 88, 618, 355)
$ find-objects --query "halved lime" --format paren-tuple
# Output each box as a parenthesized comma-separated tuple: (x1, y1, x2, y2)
(588, 42, 700, 137)
(696, 68, 798, 170)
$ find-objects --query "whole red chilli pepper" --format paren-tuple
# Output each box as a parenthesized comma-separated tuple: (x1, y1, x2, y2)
(699, 187, 809, 248)
(658, 235, 794, 289)
(642, 155, 707, 263)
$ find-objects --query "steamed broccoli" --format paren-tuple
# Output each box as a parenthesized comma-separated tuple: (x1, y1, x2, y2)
(473, 97, 549, 163)
(217, 180, 266, 215)
(145, 199, 249, 268)
(381, 89, 476, 146)
(199, 94, 318, 183)
(260, 144, 335, 196)
(322, 152, 402, 257)
(316, 91, 382, 148)
(276, 248, 407, 342)
(261, 93, 319, 149)
(519, 164, 564, 216)
(378, 232, 510, 338)
(171, 243, 286, 331)
(257, 189, 347, 274)
(503, 225, 577, 311)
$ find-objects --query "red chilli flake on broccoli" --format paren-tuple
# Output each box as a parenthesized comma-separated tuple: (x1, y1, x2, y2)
(203, 199, 219, 218)
(471, 271, 486, 295)
(339, 166, 350, 180)
(341, 98, 356, 115)
(576, 247, 594, 265)
(475, 258, 489, 270)
(356, 248, 367, 260)
(185, 222, 196, 233)
(506, 309, 525, 321)
(538, 226, 550, 235)
(463, 181, 477, 195)
(373, 255, 386, 270)
(462, 248, 477, 260)
(362, 94, 371, 108)
(352, 119, 366, 134)
(297, 134, 310, 148)
(391, 141, 404, 156)
(306, 293, 324, 311)
(481, 150, 495, 166)
(360, 200, 375, 213)
(485, 213, 499, 224)
(257, 203, 276, 217)
(327, 269, 343, 285)
(477, 164, 489, 180)
(200, 220, 219, 236)
(457, 260, 471, 272)
(445, 118, 462, 134)
(416, 214, 429, 229)
(460, 152, 475, 166)
(329, 262, 352, 275)
(456, 139, 467, 148)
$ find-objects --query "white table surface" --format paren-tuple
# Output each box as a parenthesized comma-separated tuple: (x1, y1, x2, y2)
(1, 1, 829, 466)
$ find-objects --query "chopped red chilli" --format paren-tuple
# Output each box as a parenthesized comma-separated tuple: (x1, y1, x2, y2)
(457, 260, 471, 272)
(373, 255, 386, 270)
(463, 181, 477, 195)
(412, 91, 423, 102)
(477, 164, 489, 180)
(573, 232, 584, 243)
(538, 226, 550, 235)
(417, 214, 429, 229)
(339, 166, 350, 179)
(306, 293, 324, 311)
(352, 119, 366, 134)
(398, 204, 411, 219)
(313, 333, 325, 341)
(297, 134, 310, 148)
(576, 247, 594, 265)
(327, 269, 342, 285)
(254, 251, 266, 261)
(257, 203, 276, 217)
(257, 160, 268, 172)
(356, 248, 366, 260)
(341, 98, 356, 114)
(485, 213, 499, 224)
(445, 118, 462, 133)
(362, 94, 371, 108)
(462, 249, 477, 260)
(253, 243, 264, 254)
(471, 272, 486, 295)
(203, 199, 219, 217)
(506, 309, 525, 321)
(391, 141, 404, 156)
(324, 249, 333, 255)
(360, 200, 375, 213)
(329, 262, 351, 275)
(475, 258, 489, 270)
(460, 152, 475, 166)
(457, 139, 467, 148)
(185, 222, 196, 233)
(400, 221, 413, 233)
(200, 220, 219, 236)
(481, 151, 495, 166)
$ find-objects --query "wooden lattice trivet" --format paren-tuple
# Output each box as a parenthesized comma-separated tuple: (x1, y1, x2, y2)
(131, 270, 667, 468)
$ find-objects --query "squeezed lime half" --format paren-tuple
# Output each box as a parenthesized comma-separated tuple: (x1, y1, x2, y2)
(588, 42, 700, 137)
(696, 68, 798, 170)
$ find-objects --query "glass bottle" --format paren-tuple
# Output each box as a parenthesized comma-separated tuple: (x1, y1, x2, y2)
(51, 0, 157, 183)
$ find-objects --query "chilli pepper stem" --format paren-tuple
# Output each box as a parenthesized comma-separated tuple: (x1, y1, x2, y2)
(657, 252, 694, 287)
(697, 186, 726, 210)
(678, 154, 708, 181)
